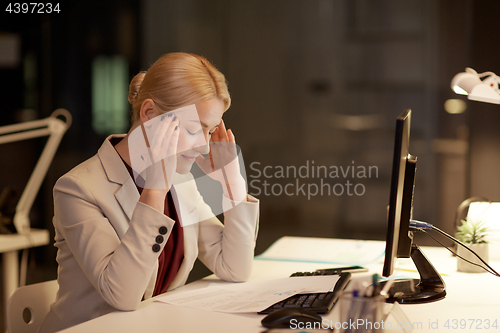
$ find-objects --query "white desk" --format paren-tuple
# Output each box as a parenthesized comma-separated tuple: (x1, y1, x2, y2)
(0, 229, 50, 311)
(59, 237, 500, 333)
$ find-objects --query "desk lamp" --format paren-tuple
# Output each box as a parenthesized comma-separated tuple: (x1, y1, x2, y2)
(451, 67, 500, 104)
(0, 109, 72, 234)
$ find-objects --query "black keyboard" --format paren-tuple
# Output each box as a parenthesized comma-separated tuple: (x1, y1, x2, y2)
(258, 272, 351, 314)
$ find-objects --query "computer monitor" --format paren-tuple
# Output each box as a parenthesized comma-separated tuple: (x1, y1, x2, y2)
(381, 109, 446, 304)
(383, 109, 414, 275)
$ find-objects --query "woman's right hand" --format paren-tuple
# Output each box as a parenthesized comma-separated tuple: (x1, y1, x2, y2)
(129, 112, 179, 192)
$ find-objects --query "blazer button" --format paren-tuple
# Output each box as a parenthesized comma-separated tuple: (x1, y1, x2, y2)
(156, 235, 164, 244)
(159, 226, 168, 235)
(152, 244, 161, 253)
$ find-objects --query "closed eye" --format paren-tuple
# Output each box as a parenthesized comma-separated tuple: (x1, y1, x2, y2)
(187, 127, 217, 136)
(187, 129, 202, 136)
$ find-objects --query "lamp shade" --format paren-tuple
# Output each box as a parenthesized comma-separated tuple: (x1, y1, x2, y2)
(469, 84, 500, 104)
(451, 68, 500, 104)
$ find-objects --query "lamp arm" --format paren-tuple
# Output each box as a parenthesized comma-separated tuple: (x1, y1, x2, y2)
(0, 122, 51, 145)
(477, 71, 498, 79)
(0, 109, 72, 234)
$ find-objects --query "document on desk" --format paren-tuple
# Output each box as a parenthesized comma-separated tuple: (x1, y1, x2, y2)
(155, 275, 340, 313)
(256, 236, 385, 265)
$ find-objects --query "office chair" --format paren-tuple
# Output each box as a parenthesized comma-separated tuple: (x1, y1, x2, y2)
(6, 280, 58, 333)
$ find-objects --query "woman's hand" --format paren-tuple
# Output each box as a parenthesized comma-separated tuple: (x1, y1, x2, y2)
(129, 113, 179, 210)
(196, 120, 247, 202)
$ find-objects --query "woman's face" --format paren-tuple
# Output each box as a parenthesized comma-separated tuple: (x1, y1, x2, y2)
(174, 98, 225, 174)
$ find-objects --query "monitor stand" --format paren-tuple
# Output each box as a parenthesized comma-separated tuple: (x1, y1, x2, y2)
(381, 244, 446, 304)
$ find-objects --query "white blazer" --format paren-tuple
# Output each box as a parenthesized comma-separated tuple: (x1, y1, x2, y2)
(39, 135, 259, 333)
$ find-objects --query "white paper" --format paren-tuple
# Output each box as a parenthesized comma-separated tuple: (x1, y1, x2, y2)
(155, 275, 340, 313)
(256, 236, 385, 265)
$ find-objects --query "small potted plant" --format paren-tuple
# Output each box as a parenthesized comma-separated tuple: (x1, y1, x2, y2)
(456, 218, 489, 273)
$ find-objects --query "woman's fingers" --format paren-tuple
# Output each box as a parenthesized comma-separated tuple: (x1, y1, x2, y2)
(211, 127, 218, 143)
(227, 128, 235, 143)
(160, 115, 178, 157)
(219, 119, 228, 142)
(161, 114, 179, 189)
(151, 113, 177, 160)
(211, 119, 231, 145)
(226, 129, 238, 155)
(166, 121, 180, 157)
(137, 112, 179, 190)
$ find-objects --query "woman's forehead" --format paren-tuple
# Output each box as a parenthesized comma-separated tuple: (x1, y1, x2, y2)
(168, 100, 223, 128)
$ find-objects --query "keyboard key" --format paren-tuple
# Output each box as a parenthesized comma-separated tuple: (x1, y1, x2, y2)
(295, 295, 308, 307)
(302, 294, 317, 307)
(272, 301, 285, 309)
(284, 297, 299, 307)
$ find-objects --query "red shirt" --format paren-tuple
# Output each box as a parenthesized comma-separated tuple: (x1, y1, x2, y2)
(119, 152, 184, 296)
(151, 188, 184, 296)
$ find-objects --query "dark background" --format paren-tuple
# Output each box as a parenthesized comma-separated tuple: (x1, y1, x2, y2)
(1, 0, 500, 327)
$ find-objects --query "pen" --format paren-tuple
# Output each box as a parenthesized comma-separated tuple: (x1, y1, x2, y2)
(371, 274, 379, 297)
(345, 291, 359, 333)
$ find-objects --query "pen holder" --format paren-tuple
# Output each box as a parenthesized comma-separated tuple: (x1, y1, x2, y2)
(338, 292, 387, 333)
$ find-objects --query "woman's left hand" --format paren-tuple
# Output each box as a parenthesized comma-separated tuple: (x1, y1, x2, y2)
(196, 120, 247, 202)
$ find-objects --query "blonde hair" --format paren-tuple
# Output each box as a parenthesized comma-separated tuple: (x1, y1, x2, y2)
(128, 53, 231, 122)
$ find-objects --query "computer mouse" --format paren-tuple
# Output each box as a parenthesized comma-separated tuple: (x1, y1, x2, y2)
(261, 308, 322, 329)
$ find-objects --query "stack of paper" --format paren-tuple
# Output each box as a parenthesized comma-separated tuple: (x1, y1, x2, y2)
(156, 275, 340, 313)
(256, 236, 385, 265)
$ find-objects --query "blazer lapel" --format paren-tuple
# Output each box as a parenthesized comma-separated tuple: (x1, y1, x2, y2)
(98, 135, 140, 222)
(115, 177, 140, 221)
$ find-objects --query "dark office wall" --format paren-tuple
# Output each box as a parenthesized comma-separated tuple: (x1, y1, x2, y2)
(141, 0, 443, 253)
(140, 0, 500, 253)
(434, 0, 500, 232)
(468, 2, 500, 202)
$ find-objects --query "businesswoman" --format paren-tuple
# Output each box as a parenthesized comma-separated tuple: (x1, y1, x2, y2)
(40, 53, 259, 332)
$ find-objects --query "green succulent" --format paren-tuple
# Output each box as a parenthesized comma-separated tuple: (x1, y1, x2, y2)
(456, 218, 489, 244)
